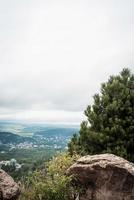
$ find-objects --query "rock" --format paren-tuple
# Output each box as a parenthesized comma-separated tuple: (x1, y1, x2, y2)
(0, 169, 20, 200)
(67, 154, 134, 200)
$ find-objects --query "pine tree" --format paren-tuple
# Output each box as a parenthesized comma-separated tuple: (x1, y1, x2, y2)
(68, 68, 134, 162)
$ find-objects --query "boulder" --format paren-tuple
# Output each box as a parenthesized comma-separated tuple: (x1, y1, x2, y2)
(0, 169, 20, 200)
(67, 154, 134, 200)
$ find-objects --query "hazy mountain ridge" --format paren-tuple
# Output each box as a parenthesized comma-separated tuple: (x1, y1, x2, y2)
(34, 128, 78, 137)
(0, 131, 35, 144)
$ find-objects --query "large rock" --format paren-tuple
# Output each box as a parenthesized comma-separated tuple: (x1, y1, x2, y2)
(67, 154, 134, 200)
(0, 169, 20, 200)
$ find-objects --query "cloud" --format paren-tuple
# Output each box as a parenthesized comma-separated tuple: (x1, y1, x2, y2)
(0, 0, 134, 123)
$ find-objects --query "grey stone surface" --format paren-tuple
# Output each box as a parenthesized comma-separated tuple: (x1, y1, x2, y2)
(0, 169, 20, 200)
(67, 154, 134, 200)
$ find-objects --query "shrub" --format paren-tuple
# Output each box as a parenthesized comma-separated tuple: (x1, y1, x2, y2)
(19, 153, 80, 200)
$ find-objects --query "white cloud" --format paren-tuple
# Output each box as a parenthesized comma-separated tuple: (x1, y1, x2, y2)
(0, 0, 134, 123)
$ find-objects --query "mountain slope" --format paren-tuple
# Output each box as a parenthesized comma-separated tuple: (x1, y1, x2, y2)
(0, 131, 34, 144)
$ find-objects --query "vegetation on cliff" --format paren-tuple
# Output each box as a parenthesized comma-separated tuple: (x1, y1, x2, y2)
(19, 153, 79, 200)
(19, 68, 134, 199)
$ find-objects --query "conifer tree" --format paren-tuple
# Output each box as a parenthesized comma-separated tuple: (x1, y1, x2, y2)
(68, 68, 134, 162)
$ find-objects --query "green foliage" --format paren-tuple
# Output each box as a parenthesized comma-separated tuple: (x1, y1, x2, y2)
(19, 153, 80, 200)
(0, 148, 56, 180)
(68, 68, 134, 162)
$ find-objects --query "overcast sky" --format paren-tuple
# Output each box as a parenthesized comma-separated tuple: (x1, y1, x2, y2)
(0, 0, 134, 124)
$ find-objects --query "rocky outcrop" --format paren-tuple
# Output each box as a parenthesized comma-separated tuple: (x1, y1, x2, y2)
(0, 169, 20, 200)
(67, 154, 134, 200)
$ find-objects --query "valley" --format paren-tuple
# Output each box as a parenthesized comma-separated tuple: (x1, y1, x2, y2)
(0, 122, 79, 179)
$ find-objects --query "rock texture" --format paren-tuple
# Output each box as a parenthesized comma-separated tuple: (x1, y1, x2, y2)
(67, 154, 134, 200)
(0, 169, 20, 200)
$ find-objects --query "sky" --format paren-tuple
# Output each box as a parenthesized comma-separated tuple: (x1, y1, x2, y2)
(0, 0, 134, 124)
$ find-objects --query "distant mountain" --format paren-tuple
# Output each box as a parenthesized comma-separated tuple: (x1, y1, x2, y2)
(0, 132, 34, 144)
(34, 128, 78, 137)
(0, 121, 79, 137)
